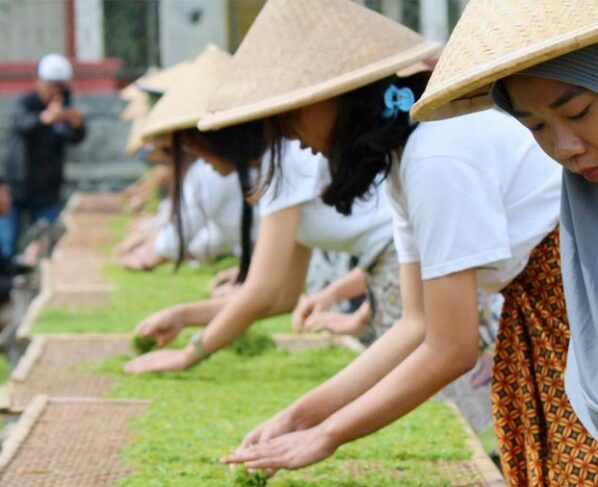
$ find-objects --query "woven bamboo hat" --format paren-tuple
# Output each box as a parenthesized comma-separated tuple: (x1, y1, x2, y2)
(120, 92, 150, 122)
(136, 61, 193, 95)
(125, 116, 147, 156)
(120, 68, 159, 100)
(198, 0, 440, 131)
(119, 83, 142, 102)
(411, 0, 598, 121)
(142, 45, 231, 139)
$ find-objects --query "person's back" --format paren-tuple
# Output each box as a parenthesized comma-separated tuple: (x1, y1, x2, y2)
(390, 108, 561, 292)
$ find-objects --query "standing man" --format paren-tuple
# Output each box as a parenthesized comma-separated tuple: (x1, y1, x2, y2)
(0, 53, 86, 257)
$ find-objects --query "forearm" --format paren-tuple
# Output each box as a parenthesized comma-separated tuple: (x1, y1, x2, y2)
(322, 268, 368, 302)
(172, 296, 232, 327)
(320, 339, 476, 447)
(201, 285, 285, 353)
(286, 316, 425, 429)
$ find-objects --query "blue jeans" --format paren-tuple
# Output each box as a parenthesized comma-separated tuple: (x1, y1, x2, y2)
(0, 202, 62, 258)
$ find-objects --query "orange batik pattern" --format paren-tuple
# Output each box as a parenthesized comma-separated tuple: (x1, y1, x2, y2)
(493, 227, 598, 486)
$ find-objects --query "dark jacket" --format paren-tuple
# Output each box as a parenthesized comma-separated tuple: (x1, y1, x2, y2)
(5, 90, 86, 208)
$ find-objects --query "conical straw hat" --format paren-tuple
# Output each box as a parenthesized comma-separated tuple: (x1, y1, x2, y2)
(412, 0, 598, 121)
(120, 92, 150, 122)
(120, 67, 160, 100)
(136, 61, 193, 95)
(125, 116, 147, 155)
(142, 45, 232, 139)
(198, 0, 440, 131)
(120, 83, 142, 102)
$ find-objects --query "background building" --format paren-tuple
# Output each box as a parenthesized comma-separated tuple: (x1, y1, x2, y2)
(0, 0, 469, 191)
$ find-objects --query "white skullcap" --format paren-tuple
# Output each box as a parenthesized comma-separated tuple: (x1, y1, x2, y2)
(38, 54, 73, 82)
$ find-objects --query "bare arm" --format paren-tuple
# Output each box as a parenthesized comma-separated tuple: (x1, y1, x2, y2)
(319, 268, 479, 445)
(197, 205, 312, 353)
(224, 266, 480, 470)
(278, 263, 427, 430)
(321, 267, 368, 301)
(134, 295, 232, 347)
(293, 267, 368, 332)
(125, 205, 311, 374)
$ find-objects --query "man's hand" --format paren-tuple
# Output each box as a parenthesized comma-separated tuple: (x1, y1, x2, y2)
(39, 100, 64, 125)
(66, 107, 84, 128)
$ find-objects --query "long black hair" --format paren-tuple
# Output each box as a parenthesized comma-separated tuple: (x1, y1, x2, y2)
(171, 122, 265, 282)
(323, 71, 431, 215)
(261, 72, 430, 215)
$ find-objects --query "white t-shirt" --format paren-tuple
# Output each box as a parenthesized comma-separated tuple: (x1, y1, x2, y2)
(154, 159, 246, 262)
(259, 140, 393, 268)
(389, 109, 561, 292)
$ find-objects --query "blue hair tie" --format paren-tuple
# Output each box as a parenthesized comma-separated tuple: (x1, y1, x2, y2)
(381, 85, 415, 119)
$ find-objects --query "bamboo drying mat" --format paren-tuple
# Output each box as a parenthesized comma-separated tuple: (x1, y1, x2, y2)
(0, 334, 132, 413)
(0, 396, 149, 487)
(64, 192, 123, 215)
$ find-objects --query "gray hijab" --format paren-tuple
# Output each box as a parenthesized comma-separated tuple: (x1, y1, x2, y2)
(492, 44, 598, 438)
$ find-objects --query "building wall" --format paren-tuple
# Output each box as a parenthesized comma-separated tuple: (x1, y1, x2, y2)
(159, 0, 228, 67)
(0, 0, 66, 60)
(0, 93, 142, 191)
(75, 0, 104, 61)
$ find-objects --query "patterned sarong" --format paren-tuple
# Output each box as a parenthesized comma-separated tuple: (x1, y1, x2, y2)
(493, 227, 598, 486)
(361, 243, 402, 344)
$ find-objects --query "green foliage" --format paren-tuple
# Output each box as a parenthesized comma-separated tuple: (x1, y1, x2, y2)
(32, 258, 238, 335)
(81, 347, 472, 487)
(231, 331, 276, 357)
(233, 466, 269, 487)
(31, 214, 474, 486)
(0, 353, 10, 384)
(479, 425, 498, 455)
(132, 335, 157, 354)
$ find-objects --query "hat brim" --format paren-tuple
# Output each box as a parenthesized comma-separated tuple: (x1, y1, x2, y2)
(199, 42, 440, 131)
(412, 25, 598, 121)
(142, 112, 205, 141)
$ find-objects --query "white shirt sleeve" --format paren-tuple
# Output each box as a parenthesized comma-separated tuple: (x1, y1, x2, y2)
(395, 155, 512, 280)
(389, 175, 419, 263)
(258, 141, 326, 217)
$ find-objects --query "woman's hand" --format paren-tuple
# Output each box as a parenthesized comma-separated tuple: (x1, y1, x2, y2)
(135, 307, 186, 347)
(123, 346, 197, 374)
(119, 238, 166, 271)
(303, 309, 368, 336)
(292, 292, 337, 333)
(116, 231, 148, 257)
(238, 409, 298, 451)
(221, 426, 338, 471)
(121, 180, 153, 213)
(208, 266, 239, 297)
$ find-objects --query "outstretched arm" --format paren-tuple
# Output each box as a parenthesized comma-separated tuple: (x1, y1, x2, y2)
(124, 205, 311, 374)
(199, 205, 311, 353)
(223, 265, 480, 471)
